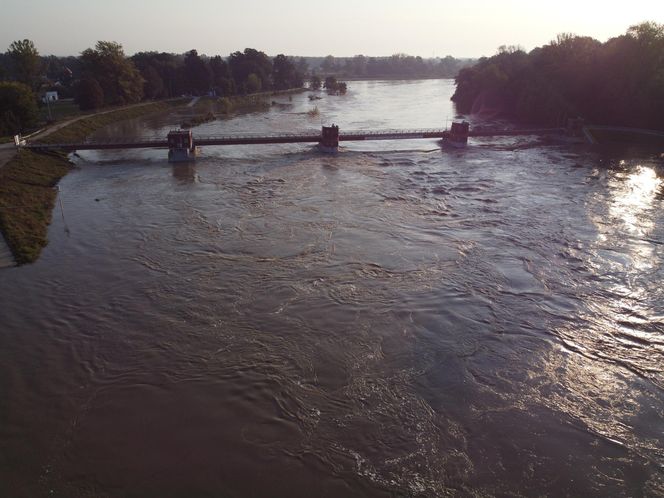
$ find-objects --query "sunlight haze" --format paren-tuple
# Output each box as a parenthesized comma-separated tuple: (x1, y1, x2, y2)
(1, 0, 660, 57)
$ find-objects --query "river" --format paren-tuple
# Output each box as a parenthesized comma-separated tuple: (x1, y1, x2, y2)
(1, 80, 662, 497)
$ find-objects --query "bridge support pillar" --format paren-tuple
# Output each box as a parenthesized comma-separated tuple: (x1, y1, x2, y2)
(319, 125, 339, 153)
(168, 129, 198, 162)
(446, 121, 469, 147)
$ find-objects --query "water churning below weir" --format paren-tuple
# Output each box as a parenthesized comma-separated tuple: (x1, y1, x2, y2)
(0, 80, 662, 497)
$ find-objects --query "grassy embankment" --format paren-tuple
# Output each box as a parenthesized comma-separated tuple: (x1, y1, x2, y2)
(0, 99, 185, 264)
(0, 98, 116, 144)
(38, 98, 82, 123)
(0, 90, 304, 264)
(0, 150, 71, 264)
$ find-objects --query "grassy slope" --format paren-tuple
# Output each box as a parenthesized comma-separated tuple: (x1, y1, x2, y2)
(38, 99, 185, 144)
(0, 150, 71, 264)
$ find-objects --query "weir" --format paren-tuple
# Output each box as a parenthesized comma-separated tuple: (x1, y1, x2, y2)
(22, 122, 568, 162)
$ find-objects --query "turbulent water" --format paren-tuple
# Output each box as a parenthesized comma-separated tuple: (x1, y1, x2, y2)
(1, 80, 663, 497)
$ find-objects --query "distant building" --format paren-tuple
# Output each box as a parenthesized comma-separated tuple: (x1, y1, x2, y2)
(42, 91, 59, 103)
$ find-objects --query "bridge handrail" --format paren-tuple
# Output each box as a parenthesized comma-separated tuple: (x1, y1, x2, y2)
(26, 128, 453, 148)
(341, 128, 447, 135)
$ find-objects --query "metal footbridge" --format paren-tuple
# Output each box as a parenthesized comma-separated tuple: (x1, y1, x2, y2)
(21, 124, 568, 161)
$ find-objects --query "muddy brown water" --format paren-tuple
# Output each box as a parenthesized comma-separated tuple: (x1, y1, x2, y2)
(1, 80, 662, 497)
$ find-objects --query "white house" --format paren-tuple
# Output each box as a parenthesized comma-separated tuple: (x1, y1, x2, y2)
(42, 91, 59, 103)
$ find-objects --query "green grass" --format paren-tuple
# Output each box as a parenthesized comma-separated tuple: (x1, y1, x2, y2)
(38, 99, 83, 123)
(0, 150, 72, 264)
(38, 99, 186, 144)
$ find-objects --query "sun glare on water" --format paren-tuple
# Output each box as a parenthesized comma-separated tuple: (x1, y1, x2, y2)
(611, 163, 662, 236)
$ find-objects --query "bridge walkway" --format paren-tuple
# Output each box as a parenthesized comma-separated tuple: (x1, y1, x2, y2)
(23, 127, 565, 152)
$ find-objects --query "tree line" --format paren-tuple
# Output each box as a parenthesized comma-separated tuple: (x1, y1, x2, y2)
(307, 54, 471, 79)
(0, 41, 307, 135)
(451, 22, 664, 130)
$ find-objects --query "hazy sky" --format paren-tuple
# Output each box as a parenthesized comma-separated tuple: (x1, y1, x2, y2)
(1, 0, 661, 58)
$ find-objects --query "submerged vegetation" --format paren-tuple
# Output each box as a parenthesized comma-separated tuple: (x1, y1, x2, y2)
(323, 76, 348, 95)
(181, 111, 216, 129)
(216, 94, 271, 113)
(452, 22, 664, 129)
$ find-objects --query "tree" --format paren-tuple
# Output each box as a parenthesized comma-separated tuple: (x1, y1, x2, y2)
(348, 55, 367, 77)
(0, 81, 38, 134)
(246, 73, 262, 93)
(209, 55, 234, 96)
(324, 76, 337, 91)
(323, 75, 348, 95)
(142, 65, 165, 99)
(6, 39, 41, 91)
(296, 57, 309, 77)
(79, 41, 143, 105)
(310, 74, 321, 90)
(321, 55, 336, 74)
(272, 54, 301, 90)
(451, 22, 664, 129)
(132, 52, 182, 97)
(75, 77, 104, 110)
(183, 49, 211, 95)
(228, 48, 272, 94)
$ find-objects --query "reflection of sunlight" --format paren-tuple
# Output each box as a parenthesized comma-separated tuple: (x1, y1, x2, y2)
(609, 165, 661, 236)
(541, 159, 664, 468)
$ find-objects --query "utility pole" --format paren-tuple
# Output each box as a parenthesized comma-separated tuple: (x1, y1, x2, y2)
(45, 94, 53, 122)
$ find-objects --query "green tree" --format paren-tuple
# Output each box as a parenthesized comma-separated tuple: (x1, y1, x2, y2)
(0, 81, 38, 134)
(321, 55, 336, 74)
(324, 75, 337, 91)
(272, 54, 301, 90)
(132, 52, 181, 97)
(80, 41, 143, 106)
(246, 73, 262, 93)
(142, 65, 165, 99)
(75, 77, 104, 110)
(183, 49, 211, 95)
(451, 22, 664, 129)
(6, 39, 41, 90)
(209, 55, 234, 96)
(228, 48, 272, 94)
(296, 57, 309, 77)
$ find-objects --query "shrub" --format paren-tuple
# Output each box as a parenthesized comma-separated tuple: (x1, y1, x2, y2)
(0, 81, 38, 135)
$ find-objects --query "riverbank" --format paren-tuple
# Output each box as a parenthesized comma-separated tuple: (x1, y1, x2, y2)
(0, 150, 72, 264)
(584, 126, 664, 146)
(0, 98, 188, 265)
(0, 89, 304, 265)
(35, 99, 186, 144)
(181, 89, 305, 128)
